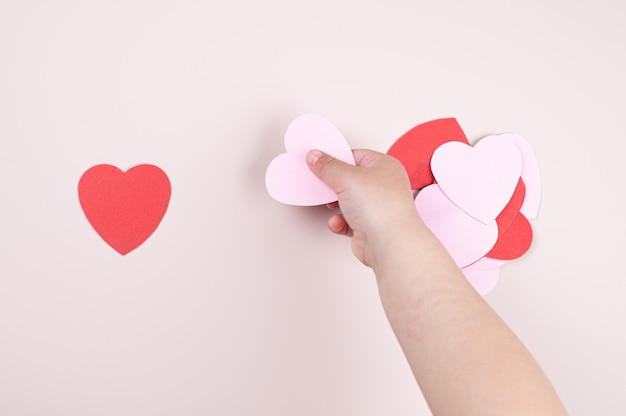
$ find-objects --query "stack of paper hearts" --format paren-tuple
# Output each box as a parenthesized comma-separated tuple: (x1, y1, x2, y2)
(265, 115, 540, 295)
(388, 118, 541, 295)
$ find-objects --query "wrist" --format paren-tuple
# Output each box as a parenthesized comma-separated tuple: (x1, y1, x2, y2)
(367, 217, 431, 273)
(368, 216, 464, 288)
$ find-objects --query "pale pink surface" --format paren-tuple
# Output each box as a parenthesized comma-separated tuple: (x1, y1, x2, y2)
(498, 133, 542, 219)
(415, 184, 499, 268)
(461, 266, 500, 295)
(3, 1, 623, 413)
(265, 114, 355, 206)
(431, 135, 522, 224)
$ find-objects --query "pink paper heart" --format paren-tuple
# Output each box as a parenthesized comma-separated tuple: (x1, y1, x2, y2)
(460, 266, 500, 296)
(415, 184, 499, 268)
(431, 135, 522, 224)
(265, 114, 355, 206)
(498, 133, 541, 219)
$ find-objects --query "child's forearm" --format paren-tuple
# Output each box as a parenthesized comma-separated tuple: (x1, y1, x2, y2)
(373, 222, 568, 415)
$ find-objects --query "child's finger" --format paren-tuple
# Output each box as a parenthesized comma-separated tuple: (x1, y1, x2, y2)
(328, 214, 352, 237)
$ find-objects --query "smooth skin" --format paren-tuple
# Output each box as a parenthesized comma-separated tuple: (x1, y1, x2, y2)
(306, 149, 567, 416)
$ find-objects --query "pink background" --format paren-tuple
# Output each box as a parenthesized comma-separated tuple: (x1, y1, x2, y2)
(1, 1, 625, 414)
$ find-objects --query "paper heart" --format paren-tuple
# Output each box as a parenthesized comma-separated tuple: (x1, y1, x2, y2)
(431, 135, 522, 224)
(461, 257, 506, 295)
(500, 133, 541, 219)
(415, 184, 499, 268)
(460, 266, 500, 296)
(485, 212, 533, 260)
(387, 118, 469, 190)
(78, 164, 171, 255)
(265, 114, 355, 206)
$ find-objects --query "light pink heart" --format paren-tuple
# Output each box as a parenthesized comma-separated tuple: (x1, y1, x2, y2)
(497, 133, 541, 219)
(460, 266, 500, 295)
(415, 184, 499, 268)
(431, 135, 522, 224)
(265, 114, 355, 206)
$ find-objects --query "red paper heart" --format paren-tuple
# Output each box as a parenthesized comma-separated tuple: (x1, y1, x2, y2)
(485, 212, 533, 260)
(387, 118, 470, 190)
(78, 164, 171, 255)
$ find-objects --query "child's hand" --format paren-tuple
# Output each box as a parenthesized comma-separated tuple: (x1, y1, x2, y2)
(306, 149, 423, 269)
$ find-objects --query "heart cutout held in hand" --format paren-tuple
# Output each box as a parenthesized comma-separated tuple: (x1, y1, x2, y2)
(265, 114, 355, 206)
(78, 164, 171, 255)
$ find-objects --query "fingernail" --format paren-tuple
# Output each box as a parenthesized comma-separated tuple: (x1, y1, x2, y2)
(306, 150, 322, 165)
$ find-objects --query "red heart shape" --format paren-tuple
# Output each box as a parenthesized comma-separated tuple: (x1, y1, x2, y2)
(485, 212, 533, 260)
(78, 164, 171, 255)
(387, 118, 470, 190)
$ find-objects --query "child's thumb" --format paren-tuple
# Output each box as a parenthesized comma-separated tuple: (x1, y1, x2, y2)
(306, 149, 354, 191)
